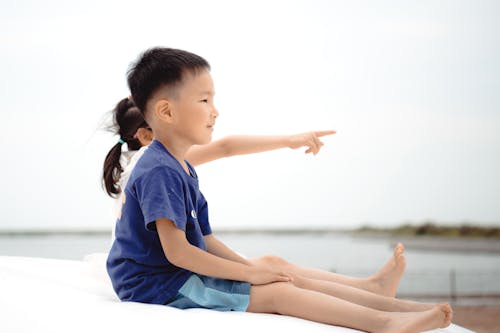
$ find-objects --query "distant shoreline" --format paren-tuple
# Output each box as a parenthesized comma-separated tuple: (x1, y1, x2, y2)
(0, 227, 352, 237)
(354, 223, 500, 239)
(1, 223, 499, 238)
(3, 224, 499, 254)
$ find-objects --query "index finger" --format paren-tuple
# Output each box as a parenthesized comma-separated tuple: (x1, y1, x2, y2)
(314, 130, 336, 137)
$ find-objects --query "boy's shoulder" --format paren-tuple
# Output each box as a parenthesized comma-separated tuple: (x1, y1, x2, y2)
(134, 144, 172, 174)
(129, 140, 186, 185)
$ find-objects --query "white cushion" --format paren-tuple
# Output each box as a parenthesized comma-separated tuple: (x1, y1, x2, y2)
(0, 255, 473, 333)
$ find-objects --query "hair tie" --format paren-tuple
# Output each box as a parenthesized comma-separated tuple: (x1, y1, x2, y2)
(118, 138, 125, 145)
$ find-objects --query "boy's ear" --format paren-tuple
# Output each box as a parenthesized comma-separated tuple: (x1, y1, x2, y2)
(154, 99, 174, 123)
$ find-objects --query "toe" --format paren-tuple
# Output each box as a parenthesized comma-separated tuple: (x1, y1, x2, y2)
(399, 243, 405, 253)
(394, 243, 405, 256)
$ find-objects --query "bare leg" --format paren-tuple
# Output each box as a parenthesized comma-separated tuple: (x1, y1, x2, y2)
(247, 282, 451, 333)
(249, 243, 406, 297)
(290, 273, 438, 312)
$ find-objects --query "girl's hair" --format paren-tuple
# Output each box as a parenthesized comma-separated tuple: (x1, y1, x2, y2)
(102, 97, 149, 197)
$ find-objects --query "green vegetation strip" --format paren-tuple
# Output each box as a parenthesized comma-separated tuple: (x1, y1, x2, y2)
(356, 223, 500, 238)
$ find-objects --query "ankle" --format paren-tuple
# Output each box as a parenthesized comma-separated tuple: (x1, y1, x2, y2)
(366, 274, 379, 285)
(373, 312, 392, 332)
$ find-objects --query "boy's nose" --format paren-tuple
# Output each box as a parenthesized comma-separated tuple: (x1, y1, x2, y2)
(212, 106, 219, 118)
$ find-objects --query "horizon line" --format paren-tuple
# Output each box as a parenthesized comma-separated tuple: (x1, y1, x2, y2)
(0, 226, 355, 236)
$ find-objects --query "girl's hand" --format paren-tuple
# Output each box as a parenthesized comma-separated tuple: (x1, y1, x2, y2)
(288, 130, 336, 155)
(248, 267, 293, 285)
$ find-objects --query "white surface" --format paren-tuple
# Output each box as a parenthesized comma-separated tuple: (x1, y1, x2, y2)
(0, 254, 474, 333)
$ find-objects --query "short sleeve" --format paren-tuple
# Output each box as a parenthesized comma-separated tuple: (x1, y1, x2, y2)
(135, 167, 187, 232)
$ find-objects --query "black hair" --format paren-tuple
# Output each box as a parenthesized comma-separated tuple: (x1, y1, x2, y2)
(102, 97, 149, 197)
(127, 47, 211, 115)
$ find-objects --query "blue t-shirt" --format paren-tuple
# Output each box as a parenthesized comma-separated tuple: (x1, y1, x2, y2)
(106, 140, 212, 304)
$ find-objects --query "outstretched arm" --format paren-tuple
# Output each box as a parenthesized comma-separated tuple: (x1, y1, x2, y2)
(186, 130, 336, 166)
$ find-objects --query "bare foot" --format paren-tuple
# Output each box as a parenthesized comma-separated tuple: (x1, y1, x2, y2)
(439, 303, 453, 328)
(369, 243, 406, 297)
(379, 305, 448, 333)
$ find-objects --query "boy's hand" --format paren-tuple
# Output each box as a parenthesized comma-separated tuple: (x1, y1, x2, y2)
(248, 266, 293, 285)
(288, 130, 336, 155)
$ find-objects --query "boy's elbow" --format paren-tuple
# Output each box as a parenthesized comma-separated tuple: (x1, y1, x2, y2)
(163, 247, 179, 265)
(164, 245, 190, 268)
(166, 251, 184, 267)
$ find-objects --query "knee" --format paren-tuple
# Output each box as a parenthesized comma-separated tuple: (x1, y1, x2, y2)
(260, 255, 290, 268)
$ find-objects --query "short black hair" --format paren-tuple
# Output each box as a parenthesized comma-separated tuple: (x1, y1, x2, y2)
(127, 47, 211, 114)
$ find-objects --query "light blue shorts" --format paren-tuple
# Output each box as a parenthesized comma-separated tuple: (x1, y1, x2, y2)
(167, 274, 251, 312)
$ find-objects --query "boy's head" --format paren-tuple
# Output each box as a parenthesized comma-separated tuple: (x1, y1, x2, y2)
(127, 47, 217, 146)
(127, 47, 211, 118)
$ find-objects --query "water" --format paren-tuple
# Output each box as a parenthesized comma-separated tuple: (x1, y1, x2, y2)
(1, 231, 499, 305)
(219, 233, 500, 304)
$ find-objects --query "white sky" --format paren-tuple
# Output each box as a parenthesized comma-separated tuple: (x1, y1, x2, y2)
(1, 0, 499, 231)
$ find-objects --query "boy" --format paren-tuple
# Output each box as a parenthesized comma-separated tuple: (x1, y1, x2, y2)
(107, 47, 451, 332)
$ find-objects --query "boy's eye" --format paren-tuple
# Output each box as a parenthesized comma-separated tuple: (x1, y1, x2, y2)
(200, 99, 208, 103)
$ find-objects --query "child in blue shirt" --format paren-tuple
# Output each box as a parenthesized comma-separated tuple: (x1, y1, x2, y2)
(102, 87, 408, 300)
(102, 95, 424, 302)
(106, 47, 452, 332)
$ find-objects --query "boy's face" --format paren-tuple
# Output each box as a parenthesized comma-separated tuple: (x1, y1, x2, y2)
(167, 69, 218, 146)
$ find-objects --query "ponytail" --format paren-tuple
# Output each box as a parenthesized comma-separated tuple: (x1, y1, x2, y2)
(102, 97, 149, 197)
(103, 142, 125, 197)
